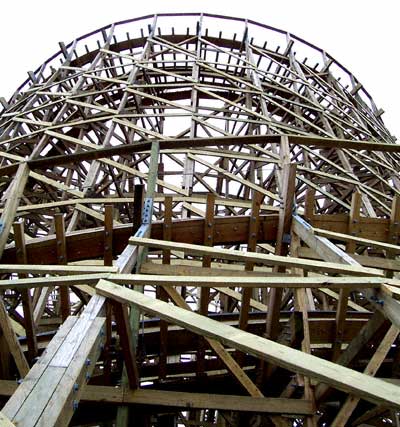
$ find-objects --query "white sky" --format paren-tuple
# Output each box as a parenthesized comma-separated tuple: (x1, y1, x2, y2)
(0, 0, 398, 139)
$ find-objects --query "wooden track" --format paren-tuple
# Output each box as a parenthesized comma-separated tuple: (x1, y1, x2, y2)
(0, 13, 399, 427)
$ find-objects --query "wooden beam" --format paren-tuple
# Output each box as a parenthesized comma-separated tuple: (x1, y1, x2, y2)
(267, 161, 297, 340)
(112, 302, 139, 389)
(55, 214, 70, 321)
(107, 273, 391, 289)
(96, 280, 400, 408)
(0, 412, 15, 427)
(0, 297, 29, 378)
(239, 191, 262, 331)
(0, 381, 314, 414)
(2, 133, 400, 178)
(331, 325, 399, 426)
(2, 311, 106, 427)
(13, 221, 38, 362)
(104, 204, 114, 266)
(129, 237, 382, 276)
(163, 286, 264, 398)
(0, 163, 29, 259)
(315, 310, 386, 402)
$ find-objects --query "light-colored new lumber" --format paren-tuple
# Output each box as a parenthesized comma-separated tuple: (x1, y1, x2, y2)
(96, 279, 400, 408)
(129, 237, 382, 277)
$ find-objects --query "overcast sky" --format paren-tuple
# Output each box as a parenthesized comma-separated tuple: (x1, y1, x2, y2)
(0, 0, 398, 139)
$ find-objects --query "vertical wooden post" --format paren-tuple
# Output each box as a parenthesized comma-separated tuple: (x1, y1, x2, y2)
(304, 188, 316, 224)
(266, 163, 297, 341)
(133, 184, 145, 235)
(0, 163, 29, 260)
(13, 221, 38, 362)
(331, 192, 361, 361)
(387, 195, 400, 278)
(162, 196, 173, 265)
(239, 191, 263, 331)
(158, 195, 173, 379)
(104, 204, 114, 266)
(103, 204, 114, 384)
(0, 297, 29, 378)
(197, 193, 216, 375)
(346, 191, 361, 253)
(54, 214, 69, 322)
(200, 193, 216, 314)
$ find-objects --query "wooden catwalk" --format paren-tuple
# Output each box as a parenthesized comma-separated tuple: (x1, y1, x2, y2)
(0, 12, 399, 427)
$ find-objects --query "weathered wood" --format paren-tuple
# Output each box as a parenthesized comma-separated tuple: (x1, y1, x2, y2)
(104, 204, 114, 266)
(331, 325, 399, 426)
(0, 163, 29, 259)
(0, 412, 15, 427)
(315, 310, 386, 402)
(2, 314, 105, 427)
(129, 237, 382, 276)
(13, 222, 38, 362)
(112, 302, 139, 389)
(55, 214, 70, 321)
(239, 191, 262, 332)
(0, 297, 29, 378)
(96, 280, 400, 408)
(0, 381, 314, 414)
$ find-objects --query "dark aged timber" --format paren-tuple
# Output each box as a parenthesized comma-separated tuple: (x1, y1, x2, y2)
(0, 12, 399, 427)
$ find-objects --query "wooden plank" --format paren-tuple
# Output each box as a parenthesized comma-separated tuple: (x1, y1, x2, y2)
(2, 316, 78, 420)
(129, 237, 382, 276)
(0, 297, 29, 378)
(239, 191, 262, 331)
(112, 302, 139, 389)
(3, 133, 400, 179)
(55, 214, 70, 322)
(5, 316, 105, 427)
(0, 381, 314, 414)
(0, 264, 117, 275)
(292, 215, 361, 268)
(332, 192, 362, 361)
(0, 163, 29, 259)
(104, 204, 114, 266)
(13, 222, 38, 362)
(159, 195, 172, 379)
(331, 325, 399, 426)
(267, 162, 297, 340)
(162, 286, 264, 398)
(0, 412, 15, 427)
(313, 227, 400, 254)
(107, 273, 392, 289)
(315, 310, 386, 402)
(96, 280, 400, 408)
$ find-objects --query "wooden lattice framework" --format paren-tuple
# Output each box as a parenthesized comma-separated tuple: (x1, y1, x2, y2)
(0, 12, 399, 427)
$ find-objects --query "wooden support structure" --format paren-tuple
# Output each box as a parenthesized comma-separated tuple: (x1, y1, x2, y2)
(12, 222, 38, 362)
(1, 13, 400, 427)
(96, 280, 400, 408)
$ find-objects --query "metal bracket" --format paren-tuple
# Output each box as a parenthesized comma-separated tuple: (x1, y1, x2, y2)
(282, 233, 291, 244)
(141, 197, 153, 225)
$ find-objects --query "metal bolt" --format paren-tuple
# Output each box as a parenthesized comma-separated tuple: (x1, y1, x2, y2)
(73, 383, 79, 392)
(85, 358, 91, 366)
(73, 400, 79, 411)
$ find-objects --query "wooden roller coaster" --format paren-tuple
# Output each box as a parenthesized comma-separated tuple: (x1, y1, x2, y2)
(0, 12, 399, 427)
